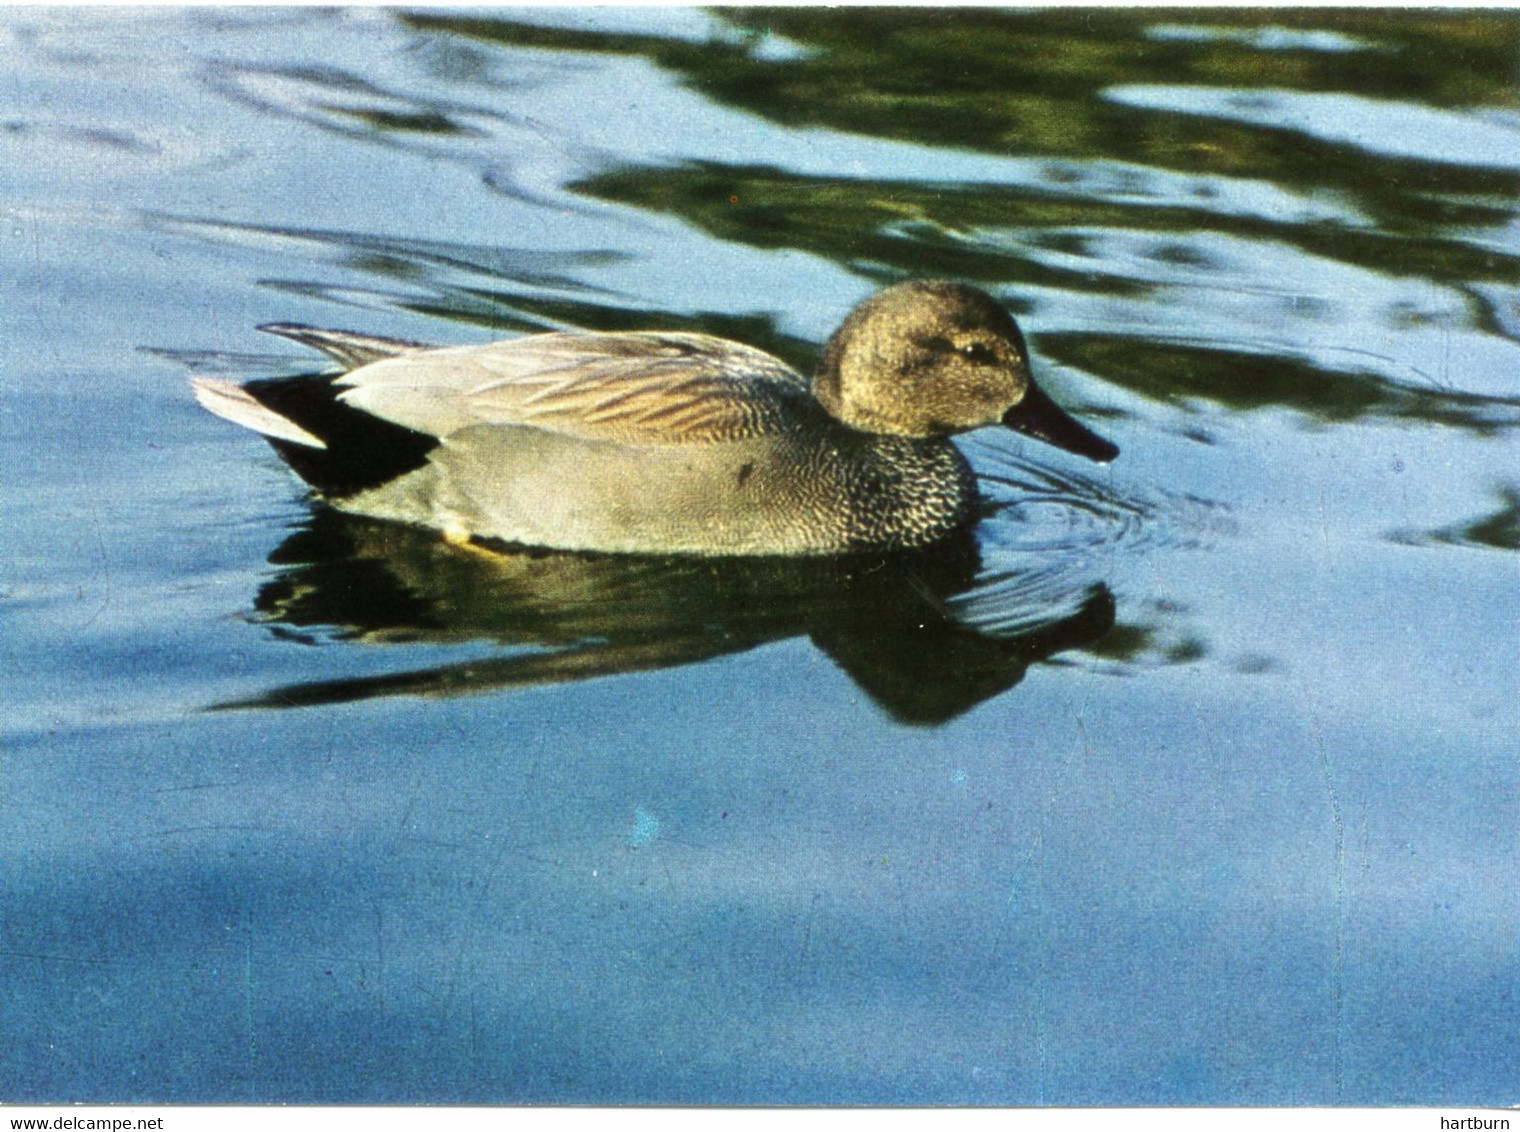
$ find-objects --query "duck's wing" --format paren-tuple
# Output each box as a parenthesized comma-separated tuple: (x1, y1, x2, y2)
(335, 331, 815, 446)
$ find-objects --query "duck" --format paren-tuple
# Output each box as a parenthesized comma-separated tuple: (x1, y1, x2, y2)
(192, 280, 1118, 557)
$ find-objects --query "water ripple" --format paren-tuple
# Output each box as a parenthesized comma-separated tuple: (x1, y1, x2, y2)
(967, 437, 1233, 557)
(948, 438, 1233, 638)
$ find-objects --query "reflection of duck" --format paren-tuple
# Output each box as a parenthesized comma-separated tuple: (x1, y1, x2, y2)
(193, 281, 1117, 556)
(230, 512, 1115, 725)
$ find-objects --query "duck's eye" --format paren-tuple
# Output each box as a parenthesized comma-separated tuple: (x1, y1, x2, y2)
(922, 335, 955, 354)
(961, 342, 998, 366)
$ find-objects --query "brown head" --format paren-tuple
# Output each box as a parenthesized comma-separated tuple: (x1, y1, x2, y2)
(813, 280, 1117, 462)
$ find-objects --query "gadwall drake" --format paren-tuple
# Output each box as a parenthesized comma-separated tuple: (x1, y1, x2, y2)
(193, 280, 1118, 556)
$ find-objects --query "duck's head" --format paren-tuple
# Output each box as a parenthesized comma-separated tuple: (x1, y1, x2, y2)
(814, 280, 1118, 462)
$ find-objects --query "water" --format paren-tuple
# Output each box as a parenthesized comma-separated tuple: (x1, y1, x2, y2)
(2, 8, 1516, 1105)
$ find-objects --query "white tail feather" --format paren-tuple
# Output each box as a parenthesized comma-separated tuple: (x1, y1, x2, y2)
(192, 378, 327, 449)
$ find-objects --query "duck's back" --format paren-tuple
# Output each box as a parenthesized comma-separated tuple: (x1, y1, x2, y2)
(335, 331, 811, 446)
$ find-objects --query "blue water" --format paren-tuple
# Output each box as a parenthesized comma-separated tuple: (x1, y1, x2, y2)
(1, 8, 1517, 1105)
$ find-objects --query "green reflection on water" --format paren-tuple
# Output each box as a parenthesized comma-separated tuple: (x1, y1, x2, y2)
(405, 8, 1520, 211)
(1037, 335, 1520, 431)
(573, 161, 1517, 289)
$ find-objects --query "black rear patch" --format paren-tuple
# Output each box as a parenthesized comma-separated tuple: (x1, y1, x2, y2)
(243, 373, 439, 497)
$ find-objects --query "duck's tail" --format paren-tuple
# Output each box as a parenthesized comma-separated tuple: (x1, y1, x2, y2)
(193, 370, 440, 498)
(195, 323, 433, 446)
(194, 324, 445, 497)
(193, 377, 328, 449)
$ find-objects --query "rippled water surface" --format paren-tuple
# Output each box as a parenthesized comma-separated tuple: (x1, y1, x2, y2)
(3, 8, 1517, 1105)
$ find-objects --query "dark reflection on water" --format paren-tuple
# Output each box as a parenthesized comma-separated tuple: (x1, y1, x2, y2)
(1390, 484, 1520, 551)
(206, 61, 506, 143)
(227, 510, 1115, 726)
(576, 158, 1518, 290)
(413, 9, 1520, 214)
(1039, 334, 1520, 431)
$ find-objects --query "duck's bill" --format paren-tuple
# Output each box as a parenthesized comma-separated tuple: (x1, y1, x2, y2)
(1002, 382, 1119, 463)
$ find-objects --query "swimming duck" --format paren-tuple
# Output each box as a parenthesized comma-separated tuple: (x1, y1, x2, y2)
(193, 280, 1117, 557)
